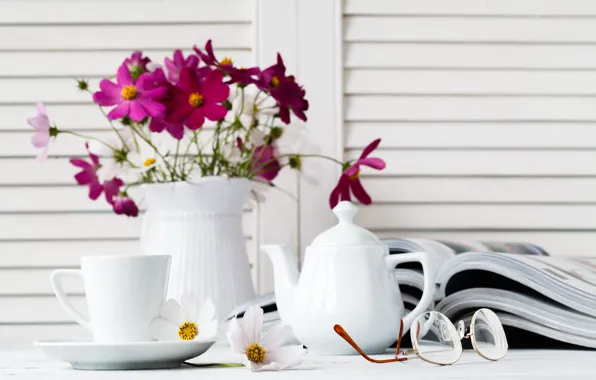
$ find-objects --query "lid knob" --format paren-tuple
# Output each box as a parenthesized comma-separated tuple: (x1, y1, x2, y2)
(333, 201, 358, 224)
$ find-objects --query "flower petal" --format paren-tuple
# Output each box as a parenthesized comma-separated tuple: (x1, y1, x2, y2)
(227, 317, 249, 354)
(243, 357, 265, 372)
(185, 109, 205, 130)
(357, 157, 386, 171)
(243, 306, 263, 344)
(138, 98, 165, 118)
(260, 324, 294, 351)
(31, 132, 50, 148)
(129, 101, 148, 122)
(203, 71, 229, 101)
(117, 64, 133, 86)
(360, 138, 381, 159)
(196, 298, 215, 326)
(264, 345, 304, 370)
(198, 319, 218, 341)
(181, 293, 200, 322)
(350, 179, 372, 205)
(150, 318, 180, 341)
(166, 122, 185, 140)
(36, 142, 50, 162)
(202, 102, 227, 121)
(160, 298, 184, 324)
(36, 102, 47, 116)
(107, 102, 129, 120)
(329, 175, 348, 208)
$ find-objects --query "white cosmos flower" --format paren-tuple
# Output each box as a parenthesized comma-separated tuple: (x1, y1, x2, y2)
(88, 129, 134, 181)
(150, 294, 218, 342)
(127, 143, 169, 173)
(227, 306, 305, 372)
(227, 86, 277, 127)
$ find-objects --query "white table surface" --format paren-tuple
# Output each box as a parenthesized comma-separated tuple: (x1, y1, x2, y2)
(2, 343, 596, 379)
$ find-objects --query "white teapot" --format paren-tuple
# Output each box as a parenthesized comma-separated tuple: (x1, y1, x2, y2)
(261, 201, 434, 355)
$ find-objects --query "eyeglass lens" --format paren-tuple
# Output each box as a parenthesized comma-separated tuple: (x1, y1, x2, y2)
(411, 311, 462, 365)
(471, 308, 508, 361)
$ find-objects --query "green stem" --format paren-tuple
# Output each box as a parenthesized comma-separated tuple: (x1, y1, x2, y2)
(173, 139, 181, 172)
(60, 130, 116, 150)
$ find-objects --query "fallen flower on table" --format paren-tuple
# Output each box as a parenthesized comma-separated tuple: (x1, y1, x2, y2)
(151, 293, 218, 341)
(227, 306, 305, 372)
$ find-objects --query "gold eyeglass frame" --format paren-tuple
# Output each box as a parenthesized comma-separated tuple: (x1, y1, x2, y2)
(334, 309, 508, 366)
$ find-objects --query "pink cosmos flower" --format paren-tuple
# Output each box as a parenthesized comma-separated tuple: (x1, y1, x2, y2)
(70, 143, 103, 201)
(165, 68, 229, 130)
(149, 117, 185, 140)
(124, 51, 151, 80)
(329, 139, 386, 208)
(257, 54, 308, 124)
(27, 102, 52, 161)
(164, 50, 199, 83)
(93, 65, 167, 122)
(194, 40, 260, 84)
(113, 195, 139, 217)
(70, 143, 125, 205)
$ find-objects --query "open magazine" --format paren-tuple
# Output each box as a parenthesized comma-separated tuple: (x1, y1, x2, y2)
(228, 239, 596, 349)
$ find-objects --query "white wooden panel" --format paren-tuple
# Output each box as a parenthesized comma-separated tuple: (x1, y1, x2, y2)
(346, 123, 596, 148)
(0, 324, 89, 343)
(344, 17, 596, 43)
(344, 0, 596, 16)
(0, 213, 253, 240)
(0, 214, 138, 240)
(345, 150, 596, 176)
(0, 104, 226, 131)
(361, 177, 596, 203)
(0, 240, 139, 267)
(375, 231, 596, 256)
(0, 50, 252, 77)
(0, 297, 87, 323)
(0, 0, 252, 23)
(345, 44, 596, 69)
(0, 24, 250, 50)
(346, 70, 596, 95)
(345, 96, 596, 121)
(357, 204, 596, 229)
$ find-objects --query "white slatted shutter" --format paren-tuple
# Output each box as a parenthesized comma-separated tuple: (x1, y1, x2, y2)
(0, 0, 259, 343)
(343, 0, 596, 254)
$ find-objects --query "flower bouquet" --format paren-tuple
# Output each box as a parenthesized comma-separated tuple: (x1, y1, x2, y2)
(27, 40, 386, 318)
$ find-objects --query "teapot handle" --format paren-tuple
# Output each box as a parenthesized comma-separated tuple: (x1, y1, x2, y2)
(384, 252, 435, 333)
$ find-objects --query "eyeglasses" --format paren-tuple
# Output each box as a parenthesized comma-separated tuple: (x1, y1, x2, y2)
(334, 308, 508, 366)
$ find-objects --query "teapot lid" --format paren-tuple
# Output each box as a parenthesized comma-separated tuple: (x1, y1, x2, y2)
(310, 201, 384, 247)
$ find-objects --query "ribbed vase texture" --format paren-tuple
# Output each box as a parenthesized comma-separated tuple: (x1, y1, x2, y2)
(140, 178, 255, 320)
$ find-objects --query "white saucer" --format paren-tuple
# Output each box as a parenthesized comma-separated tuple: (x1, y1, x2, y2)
(34, 339, 217, 370)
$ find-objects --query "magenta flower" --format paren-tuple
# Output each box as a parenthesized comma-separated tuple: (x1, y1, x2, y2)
(149, 117, 185, 140)
(194, 40, 260, 84)
(251, 144, 281, 182)
(113, 195, 139, 217)
(165, 68, 229, 130)
(93, 65, 167, 122)
(124, 51, 151, 80)
(257, 54, 308, 124)
(70, 143, 103, 201)
(27, 102, 53, 161)
(103, 177, 124, 205)
(329, 139, 386, 208)
(165, 50, 199, 83)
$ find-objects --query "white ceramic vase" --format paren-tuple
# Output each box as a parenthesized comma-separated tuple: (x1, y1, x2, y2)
(140, 177, 255, 320)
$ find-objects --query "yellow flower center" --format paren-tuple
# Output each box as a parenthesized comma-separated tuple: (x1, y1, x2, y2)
(143, 157, 156, 167)
(348, 169, 360, 181)
(270, 75, 280, 88)
(188, 92, 204, 107)
(245, 343, 266, 363)
(121, 86, 137, 100)
(220, 56, 233, 65)
(178, 321, 198, 341)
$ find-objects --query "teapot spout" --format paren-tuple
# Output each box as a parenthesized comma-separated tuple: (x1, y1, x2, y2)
(261, 245, 299, 326)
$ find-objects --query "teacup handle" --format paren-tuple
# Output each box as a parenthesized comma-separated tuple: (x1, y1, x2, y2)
(50, 269, 91, 330)
(385, 252, 435, 333)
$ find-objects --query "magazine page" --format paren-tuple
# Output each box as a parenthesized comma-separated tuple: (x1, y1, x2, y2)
(436, 252, 596, 318)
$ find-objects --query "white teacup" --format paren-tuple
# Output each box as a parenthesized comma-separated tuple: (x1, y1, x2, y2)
(51, 255, 171, 343)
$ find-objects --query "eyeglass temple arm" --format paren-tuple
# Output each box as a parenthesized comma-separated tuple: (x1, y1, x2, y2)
(333, 324, 408, 364)
(395, 319, 420, 359)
